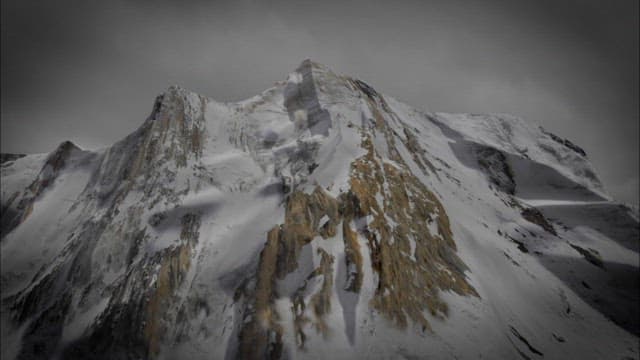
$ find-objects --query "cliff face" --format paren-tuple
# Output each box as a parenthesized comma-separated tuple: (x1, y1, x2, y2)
(1, 60, 638, 360)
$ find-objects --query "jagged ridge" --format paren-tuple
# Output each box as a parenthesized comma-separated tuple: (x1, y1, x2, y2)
(1, 60, 637, 360)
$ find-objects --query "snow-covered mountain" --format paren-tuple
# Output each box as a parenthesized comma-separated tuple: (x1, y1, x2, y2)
(1, 60, 638, 360)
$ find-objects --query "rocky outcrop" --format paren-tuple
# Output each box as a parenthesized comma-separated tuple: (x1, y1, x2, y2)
(569, 243, 604, 269)
(237, 226, 284, 360)
(235, 73, 479, 359)
(236, 185, 343, 358)
(521, 207, 557, 236)
(3, 60, 622, 360)
(541, 127, 587, 157)
(341, 213, 363, 292)
(401, 127, 439, 178)
(475, 146, 516, 195)
(63, 213, 201, 359)
(349, 78, 478, 330)
(144, 213, 200, 357)
(1, 141, 81, 238)
(1, 87, 212, 360)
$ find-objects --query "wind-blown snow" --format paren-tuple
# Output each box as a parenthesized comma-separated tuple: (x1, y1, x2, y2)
(1, 60, 637, 360)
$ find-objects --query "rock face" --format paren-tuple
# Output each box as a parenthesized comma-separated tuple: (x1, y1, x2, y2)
(1, 60, 638, 360)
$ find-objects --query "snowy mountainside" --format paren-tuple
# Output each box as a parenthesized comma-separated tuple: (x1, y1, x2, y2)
(1, 60, 638, 360)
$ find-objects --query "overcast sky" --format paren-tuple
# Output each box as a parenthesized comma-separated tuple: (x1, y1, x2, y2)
(1, 0, 638, 203)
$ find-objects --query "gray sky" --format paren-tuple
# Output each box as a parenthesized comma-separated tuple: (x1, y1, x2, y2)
(2, 0, 638, 203)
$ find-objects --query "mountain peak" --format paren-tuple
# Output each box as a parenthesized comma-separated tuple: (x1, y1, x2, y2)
(1, 59, 636, 360)
(297, 58, 330, 70)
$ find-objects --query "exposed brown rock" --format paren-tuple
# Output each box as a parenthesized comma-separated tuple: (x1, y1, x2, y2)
(144, 213, 200, 357)
(291, 248, 336, 348)
(62, 212, 201, 359)
(309, 248, 334, 337)
(277, 187, 340, 278)
(342, 218, 363, 292)
(237, 183, 351, 356)
(347, 85, 478, 330)
(237, 76, 478, 357)
(238, 226, 283, 360)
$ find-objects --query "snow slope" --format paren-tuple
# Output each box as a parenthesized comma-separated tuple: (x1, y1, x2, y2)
(1, 60, 638, 360)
